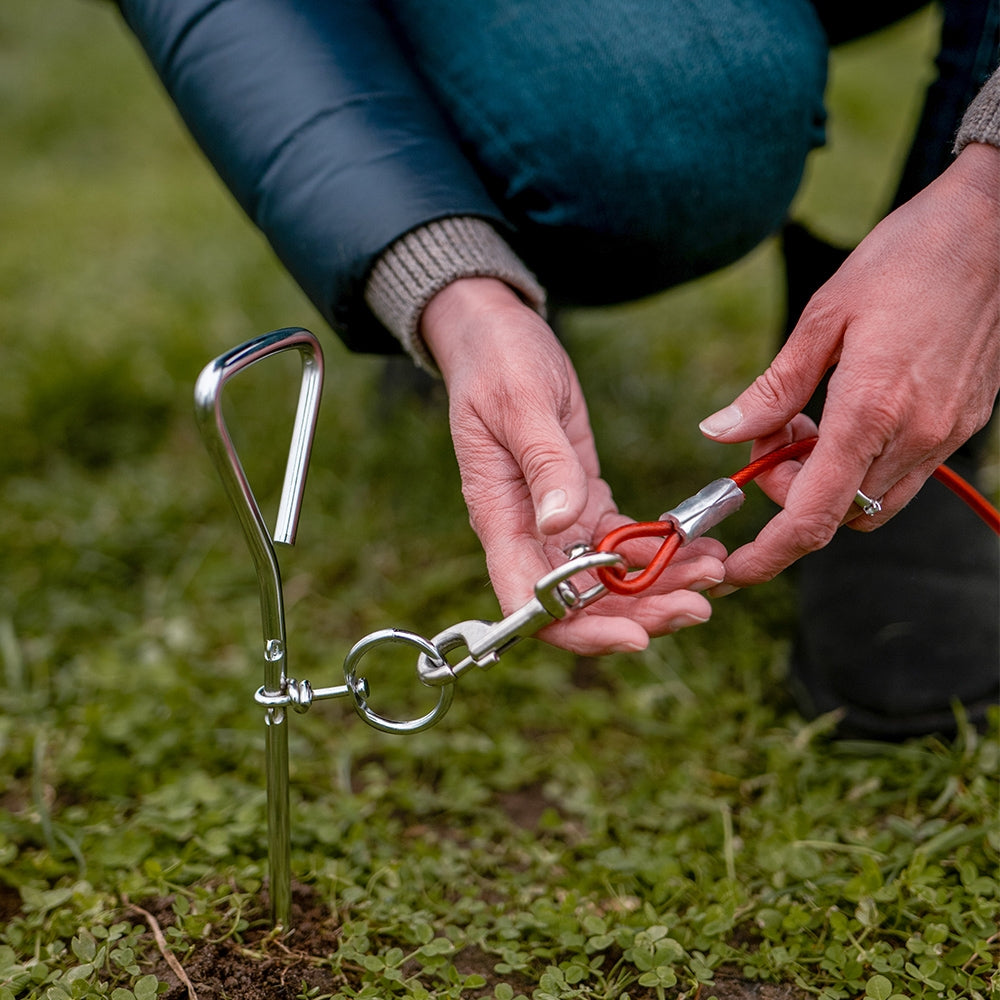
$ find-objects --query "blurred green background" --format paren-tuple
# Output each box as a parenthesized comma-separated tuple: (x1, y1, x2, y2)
(3, 4, 997, 1000)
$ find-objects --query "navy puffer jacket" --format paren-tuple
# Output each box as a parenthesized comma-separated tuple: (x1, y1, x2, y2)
(117, 0, 505, 352)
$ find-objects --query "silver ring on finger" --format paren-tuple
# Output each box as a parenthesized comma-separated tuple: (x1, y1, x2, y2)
(854, 489, 883, 517)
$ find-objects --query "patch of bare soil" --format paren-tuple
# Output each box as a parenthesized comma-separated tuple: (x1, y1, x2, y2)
(134, 887, 341, 1000)
(705, 972, 810, 1000)
(133, 886, 808, 1000)
(0, 884, 22, 926)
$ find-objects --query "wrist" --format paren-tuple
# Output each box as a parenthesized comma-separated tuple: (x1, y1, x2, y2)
(364, 217, 546, 372)
(420, 276, 532, 379)
(949, 141, 1000, 209)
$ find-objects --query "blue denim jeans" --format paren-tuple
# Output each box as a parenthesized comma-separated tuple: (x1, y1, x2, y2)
(382, 0, 830, 304)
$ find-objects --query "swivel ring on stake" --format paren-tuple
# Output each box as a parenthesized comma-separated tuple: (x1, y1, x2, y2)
(254, 676, 352, 713)
(343, 629, 455, 733)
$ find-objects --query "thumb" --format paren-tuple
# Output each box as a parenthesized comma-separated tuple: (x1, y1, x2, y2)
(528, 434, 590, 537)
(701, 283, 846, 443)
(505, 407, 591, 537)
(699, 352, 826, 444)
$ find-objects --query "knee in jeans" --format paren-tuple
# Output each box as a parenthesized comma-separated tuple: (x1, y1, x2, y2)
(493, 3, 829, 266)
(389, 0, 828, 278)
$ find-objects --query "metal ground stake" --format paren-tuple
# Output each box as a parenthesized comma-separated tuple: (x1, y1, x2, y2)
(194, 328, 324, 930)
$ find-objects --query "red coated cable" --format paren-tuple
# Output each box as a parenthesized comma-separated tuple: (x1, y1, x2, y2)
(729, 437, 818, 488)
(932, 463, 1000, 534)
(594, 436, 1000, 596)
(732, 437, 1000, 535)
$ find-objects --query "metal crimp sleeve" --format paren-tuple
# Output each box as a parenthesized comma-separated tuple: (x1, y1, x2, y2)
(659, 478, 746, 543)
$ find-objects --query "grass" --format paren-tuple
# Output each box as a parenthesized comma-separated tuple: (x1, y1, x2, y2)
(1, 3, 997, 999)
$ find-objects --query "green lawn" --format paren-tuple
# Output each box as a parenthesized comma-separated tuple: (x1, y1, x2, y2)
(1, 4, 996, 999)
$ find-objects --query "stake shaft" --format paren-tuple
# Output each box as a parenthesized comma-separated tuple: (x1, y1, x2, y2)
(265, 706, 292, 928)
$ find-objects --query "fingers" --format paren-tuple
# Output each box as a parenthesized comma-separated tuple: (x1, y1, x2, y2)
(727, 416, 884, 585)
(699, 311, 840, 446)
(456, 390, 598, 600)
(742, 413, 819, 509)
(841, 459, 939, 532)
(431, 286, 598, 550)
(541, 589, 714, 656)
(705, 152, 1000, 587)
(504, 397, 593, 537)
(418, 277, 733, 653)
(537, 540, 726, 656)
(484, 514, 726, 657)
(719, 419, 945, 587)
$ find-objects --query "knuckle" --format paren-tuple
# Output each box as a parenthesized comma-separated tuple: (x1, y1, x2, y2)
(518, 439, 571, 484)
(909, 423, 947, 459)
(896, 409, 971, 461)
(750, 364, 797, 411)
(791, 508, 842, 553)
(860, 399, 901, 443)
(831, 377, 901, 445)
(955, 403, 992, 447)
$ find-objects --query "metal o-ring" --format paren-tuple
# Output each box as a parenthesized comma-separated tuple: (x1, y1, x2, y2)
(343, 628, 454, 734)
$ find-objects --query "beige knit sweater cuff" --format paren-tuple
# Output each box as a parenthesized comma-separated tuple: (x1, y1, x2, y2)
(954, 66, 1000, 153)
(365, 217, 547, 372)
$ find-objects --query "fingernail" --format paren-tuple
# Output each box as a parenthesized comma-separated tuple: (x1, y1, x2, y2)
(693, 574, 726, 592)
(709, 583, 741, 598)
(699, 404, 743, 438)
(609, 640, 647, 654)
(666, 612, 711, 631)
(536, 488, 568, 530)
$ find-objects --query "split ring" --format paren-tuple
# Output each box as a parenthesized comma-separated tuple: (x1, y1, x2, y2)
(343, 628, 454, 734)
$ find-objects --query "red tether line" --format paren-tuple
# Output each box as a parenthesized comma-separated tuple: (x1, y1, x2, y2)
(729, 437, 818, 488)
(594, 437, 1000, 597)
(932, 463, 1000, 534)
(732, 438, 1000, 535)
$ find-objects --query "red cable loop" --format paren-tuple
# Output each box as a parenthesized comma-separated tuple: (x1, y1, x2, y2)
(593, 436, 999, 598)
(595, 524, 682, 595)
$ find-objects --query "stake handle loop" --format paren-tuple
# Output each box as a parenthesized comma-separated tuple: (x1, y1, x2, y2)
(194, 327, 324, 680)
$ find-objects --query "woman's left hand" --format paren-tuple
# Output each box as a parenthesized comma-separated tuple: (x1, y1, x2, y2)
(700, 142, 1000, 587)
